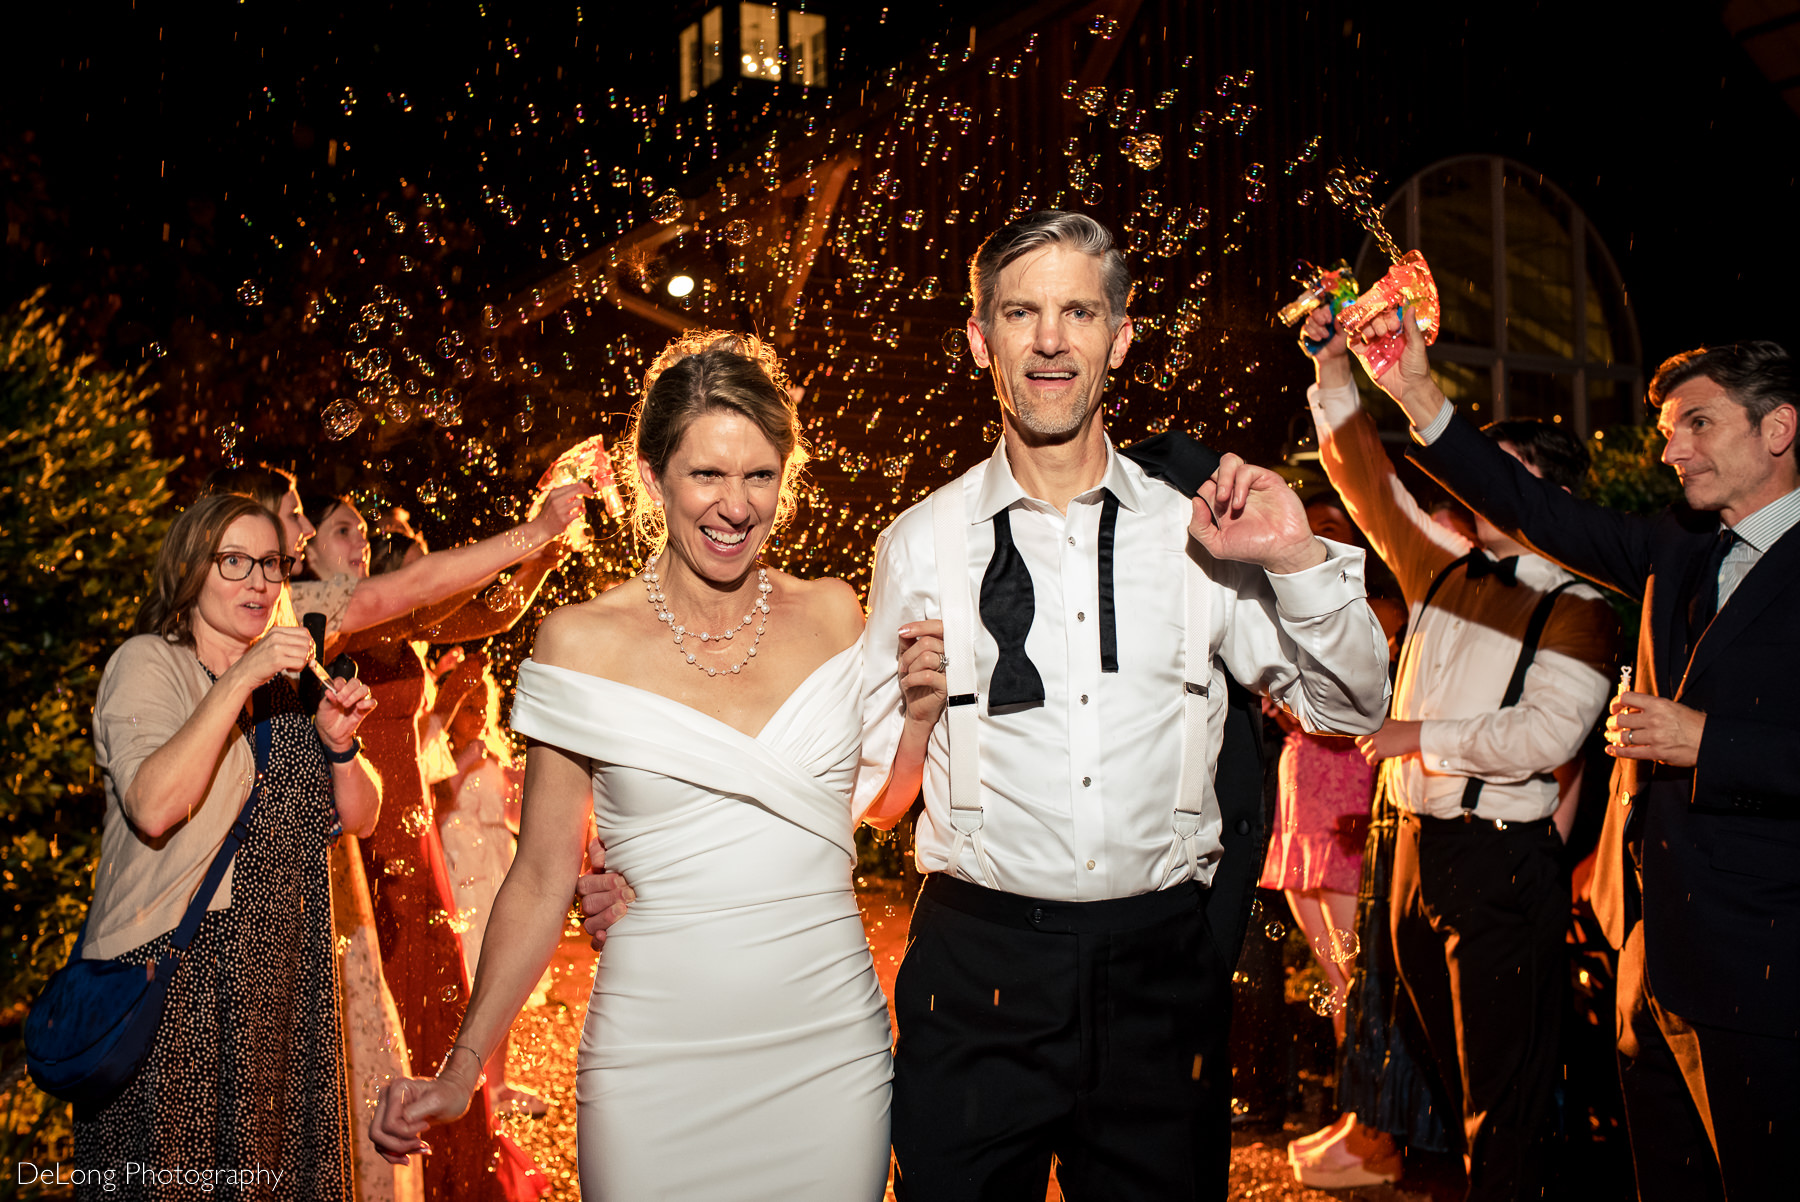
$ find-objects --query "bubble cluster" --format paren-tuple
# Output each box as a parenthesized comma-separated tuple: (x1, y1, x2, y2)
(1121, 134, 1163, 170)
(1307, 980, 1340, 1017)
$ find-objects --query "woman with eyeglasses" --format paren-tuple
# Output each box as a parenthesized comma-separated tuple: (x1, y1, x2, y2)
(76, 493, 379, 1196)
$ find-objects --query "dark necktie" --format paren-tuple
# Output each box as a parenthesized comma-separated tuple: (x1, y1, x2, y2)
(1685, 529, 1737, 652)
(1464, 554, 1519, 586)
(981, 508, 1045, 708)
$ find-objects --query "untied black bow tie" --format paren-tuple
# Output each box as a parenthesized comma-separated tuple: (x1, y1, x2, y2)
(1464, 554, 1520, 586)
(977, 432, 1223, 709)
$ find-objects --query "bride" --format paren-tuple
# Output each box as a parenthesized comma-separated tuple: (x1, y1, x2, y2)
(371, 331, 946, 1199)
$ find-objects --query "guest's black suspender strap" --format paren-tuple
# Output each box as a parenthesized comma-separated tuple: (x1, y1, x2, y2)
(1455, 581, 1578, 814)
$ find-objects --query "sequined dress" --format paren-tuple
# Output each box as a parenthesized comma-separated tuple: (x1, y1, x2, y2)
(74, 675, 351, 1200)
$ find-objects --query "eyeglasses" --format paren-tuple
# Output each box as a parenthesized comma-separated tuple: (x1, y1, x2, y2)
(211, 552, 296, 583)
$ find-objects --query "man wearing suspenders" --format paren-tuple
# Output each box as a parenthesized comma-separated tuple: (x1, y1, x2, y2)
(1297, 309, 1619, 1196)
(855, 211, 1392, 1200)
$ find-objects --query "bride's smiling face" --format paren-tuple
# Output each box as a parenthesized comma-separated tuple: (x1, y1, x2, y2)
(641, 409, 785, 584)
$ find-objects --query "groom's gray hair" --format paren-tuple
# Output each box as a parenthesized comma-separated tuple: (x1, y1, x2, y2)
(968, 211, 1133, 333)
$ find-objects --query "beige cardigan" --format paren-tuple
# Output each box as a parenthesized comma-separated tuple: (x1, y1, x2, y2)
(84, 635, 258, 960)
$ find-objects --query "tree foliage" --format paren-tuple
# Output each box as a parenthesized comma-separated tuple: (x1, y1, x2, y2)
(0, 292, 177, 1161)
(1586, 423, 1684, 517)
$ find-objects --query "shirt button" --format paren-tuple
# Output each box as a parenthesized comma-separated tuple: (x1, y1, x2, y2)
(1086, 859, 1096, 870)
(1080, 694, 1089, 704)
(1082, 776, 1091, 787)
(1077, 611, 1086, 622)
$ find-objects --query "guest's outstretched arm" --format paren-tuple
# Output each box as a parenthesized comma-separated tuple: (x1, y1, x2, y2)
(1357, 309, 1657, 599)
(337, 483, 589, 639)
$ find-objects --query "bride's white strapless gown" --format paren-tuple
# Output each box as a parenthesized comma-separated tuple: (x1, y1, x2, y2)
(509, 643, 892, 1201)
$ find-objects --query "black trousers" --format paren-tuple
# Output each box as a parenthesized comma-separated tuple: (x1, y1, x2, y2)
(891, 874, 1232, 1202)
(1615, 921, 1800, 1202)
(1391, 813, 1568, 1201)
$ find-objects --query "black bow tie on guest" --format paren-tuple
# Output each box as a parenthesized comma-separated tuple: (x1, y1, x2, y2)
(1464, 554, 1520, 586)
(976, 431, 1223, 709)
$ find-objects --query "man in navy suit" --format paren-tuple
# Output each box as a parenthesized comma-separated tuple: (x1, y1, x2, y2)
(1355, 310, 1799, 1201)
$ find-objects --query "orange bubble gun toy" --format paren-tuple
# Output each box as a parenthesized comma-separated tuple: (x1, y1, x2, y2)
(1335, 250, 1442, 379)
(1279, 259, 1359, 355)
(531, 433, 625, 551)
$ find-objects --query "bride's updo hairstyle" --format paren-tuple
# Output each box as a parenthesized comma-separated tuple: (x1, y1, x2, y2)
(623, 331, 810, 546)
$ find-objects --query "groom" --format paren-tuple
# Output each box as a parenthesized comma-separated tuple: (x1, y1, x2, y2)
(581, 211, 1391, 1198)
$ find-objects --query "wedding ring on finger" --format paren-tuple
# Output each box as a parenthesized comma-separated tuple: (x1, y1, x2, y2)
(937, 653, 949, 673)
(1625, 728, 1635, 746)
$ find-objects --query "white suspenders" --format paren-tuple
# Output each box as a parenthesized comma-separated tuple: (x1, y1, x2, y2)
(928, 480, 1214, 891)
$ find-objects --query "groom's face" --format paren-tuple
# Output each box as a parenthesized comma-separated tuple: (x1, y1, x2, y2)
(967, 243, 1133, 443)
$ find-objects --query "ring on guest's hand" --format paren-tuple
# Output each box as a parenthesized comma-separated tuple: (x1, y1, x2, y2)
(1625, 728, 1635, 746)
(938, 653, 949, 672)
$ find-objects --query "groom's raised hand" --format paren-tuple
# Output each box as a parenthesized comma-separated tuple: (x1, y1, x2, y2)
(576, 835, 634, 950)
(1190, 453, 1326, 575)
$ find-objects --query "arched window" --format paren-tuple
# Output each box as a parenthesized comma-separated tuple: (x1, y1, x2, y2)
(1356, 156, 1642, 434)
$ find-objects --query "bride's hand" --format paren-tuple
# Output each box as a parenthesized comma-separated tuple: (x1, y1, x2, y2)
(897, 619, 949, 729)
(369, 1068, 480, 1165)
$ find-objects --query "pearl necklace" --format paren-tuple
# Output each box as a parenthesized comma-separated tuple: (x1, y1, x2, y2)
(642, 554, 773, 677)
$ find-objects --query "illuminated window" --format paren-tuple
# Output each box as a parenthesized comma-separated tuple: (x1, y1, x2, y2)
(788, 11, 827, 88)
(741, 4, 781, 80)
(1356, 156, 1641, 433)
(679, 10, 726, 100)
(678, 6, 827, 96)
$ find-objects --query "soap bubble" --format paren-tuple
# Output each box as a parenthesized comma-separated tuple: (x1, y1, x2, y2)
(1308, 980, 1340, 1017)
(941, 328, 965, 357)
(650, 191, 684, 224)
(724, 218, 751, 246)
(1121, 134, 1162, 170)
(321, 399, 362, 440)
(1264, 919, 1287, 941)
(1330, 929, 1361, 963)
(1296, 189, 1315, 206)
(237, 280, 264, 307)
(1077, 86, 1108, 117)
(1245, 181, 1267, 203)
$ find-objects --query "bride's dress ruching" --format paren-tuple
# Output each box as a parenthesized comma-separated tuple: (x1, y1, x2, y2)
(509, 643, 891, 1201)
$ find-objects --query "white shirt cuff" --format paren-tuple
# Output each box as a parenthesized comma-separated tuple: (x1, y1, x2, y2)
(1306, 380, 1363, 430)
(1265, 538, 1367, 618)
(1411, 401, 1454, 446)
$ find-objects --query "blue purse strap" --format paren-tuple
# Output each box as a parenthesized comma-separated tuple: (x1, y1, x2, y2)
(167, 686, 273, 953)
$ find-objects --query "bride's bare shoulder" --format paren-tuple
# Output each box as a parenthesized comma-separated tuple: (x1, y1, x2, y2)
(768, 570, 864, 653)
(531, 581, 644, 674)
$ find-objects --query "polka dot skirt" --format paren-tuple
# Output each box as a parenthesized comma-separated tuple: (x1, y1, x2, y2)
(75, 675, 351, 1201)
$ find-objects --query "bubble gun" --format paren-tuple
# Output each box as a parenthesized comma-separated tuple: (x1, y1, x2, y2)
(531, 433, 625, 552)
(1335, 250, 1442, 379)
(1278, 259, 1359, 355)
